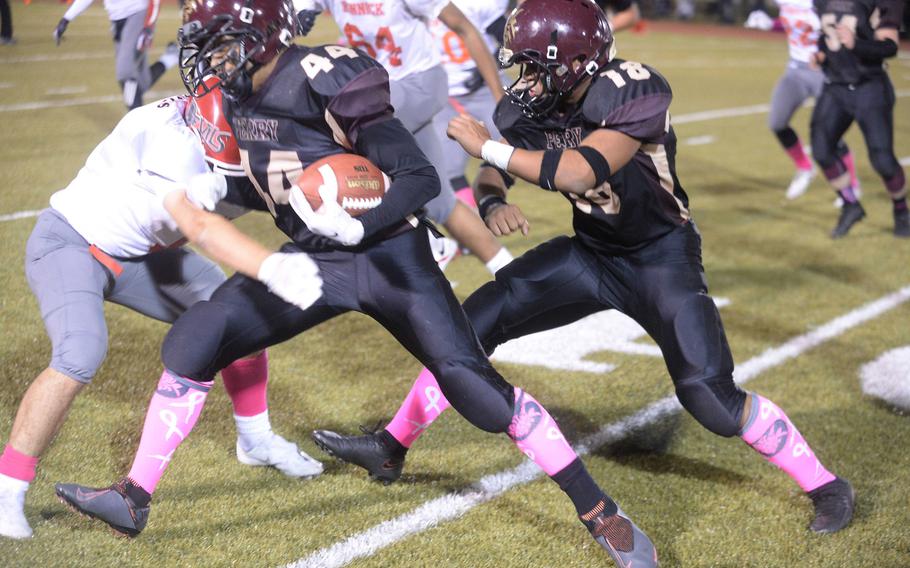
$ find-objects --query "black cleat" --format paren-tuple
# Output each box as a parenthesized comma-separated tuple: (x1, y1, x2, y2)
(311, 428, 406, 485)
(55, 477, 150, 537)
(808, 477, 855, 534)
(581, 501, 659, 567)
(894, 208, 910, 238)
(831, 201, 866, 239)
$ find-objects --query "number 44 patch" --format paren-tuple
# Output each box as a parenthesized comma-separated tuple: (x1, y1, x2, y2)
(300, 45, 360, 79)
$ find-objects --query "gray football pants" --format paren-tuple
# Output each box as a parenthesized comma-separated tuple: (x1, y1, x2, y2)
(432, 86, 501, 191)
(390, 65, 455, 224)
(24, 208, 226, 383)
(768, 62, 824, 132)
(112, 10, 153, 106)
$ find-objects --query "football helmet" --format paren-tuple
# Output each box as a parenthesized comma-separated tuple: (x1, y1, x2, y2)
(184, 78, 244, 177)
(179, 0, 297, 100)
(499, 0, 614, 118)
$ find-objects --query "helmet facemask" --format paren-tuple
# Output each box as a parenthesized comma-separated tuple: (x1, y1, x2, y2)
(501, 47, 605, 119)
(179, 16, 268, 100)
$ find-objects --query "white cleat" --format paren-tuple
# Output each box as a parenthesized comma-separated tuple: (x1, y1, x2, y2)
(237, 434, 324, 479)
(786, 168, 816, 200)
(429, 234, 459, 272)
(0, 476, 32, 540)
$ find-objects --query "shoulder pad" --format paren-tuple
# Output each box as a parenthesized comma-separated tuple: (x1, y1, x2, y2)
(582, 59, 672, 141)
(294, 44, 387, 99)
(492, 97, 526, 140)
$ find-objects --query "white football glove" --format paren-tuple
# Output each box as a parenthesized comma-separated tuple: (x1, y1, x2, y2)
(186, 172, 228, 211)
(257, 252, 323, 311)
(289, 179, 365, 247)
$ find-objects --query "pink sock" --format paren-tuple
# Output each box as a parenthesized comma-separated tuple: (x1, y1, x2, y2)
(785, 141, 813, 171)
(454, 187, 477, 209)
(221, 351, 269, 417)
(841, 150, 859, 189)
(508, 388, 577, 476)
(0, 445, 39, 482)
(127, 370, 213, 494)
(740, 394, 836, 492)
(385, 368, 451, 448)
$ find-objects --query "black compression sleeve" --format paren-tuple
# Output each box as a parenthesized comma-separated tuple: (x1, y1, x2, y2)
(576, 146, 612, 188)
(538, 149, 563, 191)
(353, 118, 440, 239)
(852, 38, 898, 60)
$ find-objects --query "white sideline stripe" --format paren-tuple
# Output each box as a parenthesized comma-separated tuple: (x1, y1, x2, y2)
(0, 210, 42, 222)
(287, 285, 910, 568)
(0, 82, 14, 89)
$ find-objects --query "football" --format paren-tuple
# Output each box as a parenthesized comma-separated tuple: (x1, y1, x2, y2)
(295, 153, 390, 217)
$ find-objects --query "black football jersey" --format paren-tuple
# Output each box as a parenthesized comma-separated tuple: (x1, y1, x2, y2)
(223, 44, 439, 252)
(494, 58, 689, 256)
(814, 0, 903, 84)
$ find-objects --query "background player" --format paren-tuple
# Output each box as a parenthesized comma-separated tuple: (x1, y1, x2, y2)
(0, 88, 323, 540)
(811, 0, 906, 237)
(771, 0, 858, 200)
(55, 1, 659, 564)
(312, 0, 856, 541)
(53, 0, 178, 109)
(296, 0, 514, 276)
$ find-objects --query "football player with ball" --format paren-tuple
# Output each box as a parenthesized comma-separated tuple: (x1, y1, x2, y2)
(55, 1, 659, 564)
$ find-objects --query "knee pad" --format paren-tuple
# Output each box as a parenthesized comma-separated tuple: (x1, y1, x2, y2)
(431, 358, 514, 434)
(773, 127, 798, 148)
(869, 149, 900, 181)
(161, 300, 229, 380)
(670, 294, 743, 437)
(52, 331, 108, 384)
(675, 373, 746, 437)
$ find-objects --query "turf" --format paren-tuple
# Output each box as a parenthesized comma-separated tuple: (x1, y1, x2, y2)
(1, 5, 909, 568)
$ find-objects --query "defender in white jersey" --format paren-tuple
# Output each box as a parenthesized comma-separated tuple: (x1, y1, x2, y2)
(428, 0, 508, 216)
(769, 0, 857, 200)
(297, 0, 513, 275)
(52, 0, 178, 109)
(0, 91, 323, 540)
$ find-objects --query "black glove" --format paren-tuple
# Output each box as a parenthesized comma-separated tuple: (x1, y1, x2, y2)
(296, 9, 320, 37)
(53, 18, 70, 46)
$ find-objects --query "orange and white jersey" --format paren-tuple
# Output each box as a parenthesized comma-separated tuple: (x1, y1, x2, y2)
(428, 0, 507, 96)
(50, 98, 237, 257)
(775, 0, 820, 63)
(299, 0, 448, 80)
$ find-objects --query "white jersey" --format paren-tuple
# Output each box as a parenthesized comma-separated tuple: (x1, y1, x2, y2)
(428, 0, 507, 96)
(50, 97, 238, 258)
(299, 0, 447, 80)
(64, 0, 148, 23)
(775, 0, 820, 64)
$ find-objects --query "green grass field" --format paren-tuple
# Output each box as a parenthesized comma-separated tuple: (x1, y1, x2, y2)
(2, 5, 910, 567)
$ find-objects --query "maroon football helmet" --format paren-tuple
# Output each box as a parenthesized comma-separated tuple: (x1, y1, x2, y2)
(179, 0, 297, 100)
(499, 0, 614, 118)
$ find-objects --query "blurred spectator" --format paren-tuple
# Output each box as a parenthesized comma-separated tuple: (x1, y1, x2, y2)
(1, 0, 14, 45)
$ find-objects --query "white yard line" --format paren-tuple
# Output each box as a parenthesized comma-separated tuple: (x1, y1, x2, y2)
(684, 135, 716, 146)
(45, 86, 88, 96)
(0, 89, 176, 112)
(900, 156, 910, 167)
(287, 285, 910, 568)
(0, 210, 42, 222)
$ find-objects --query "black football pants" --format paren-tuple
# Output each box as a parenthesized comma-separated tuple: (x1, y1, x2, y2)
(161, 227, 515, 434)
(463, 223, 747, 437)
(811, 76, 901, 181)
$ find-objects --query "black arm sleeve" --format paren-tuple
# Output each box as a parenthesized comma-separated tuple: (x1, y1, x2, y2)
(353, 118, 441, 239)
(852, 38, 898, 60)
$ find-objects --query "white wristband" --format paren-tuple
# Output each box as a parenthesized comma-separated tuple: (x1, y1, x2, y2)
(481, 140, 515, 171)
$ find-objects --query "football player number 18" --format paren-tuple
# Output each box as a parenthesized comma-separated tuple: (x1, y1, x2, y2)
(600, 61, 651, 88)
